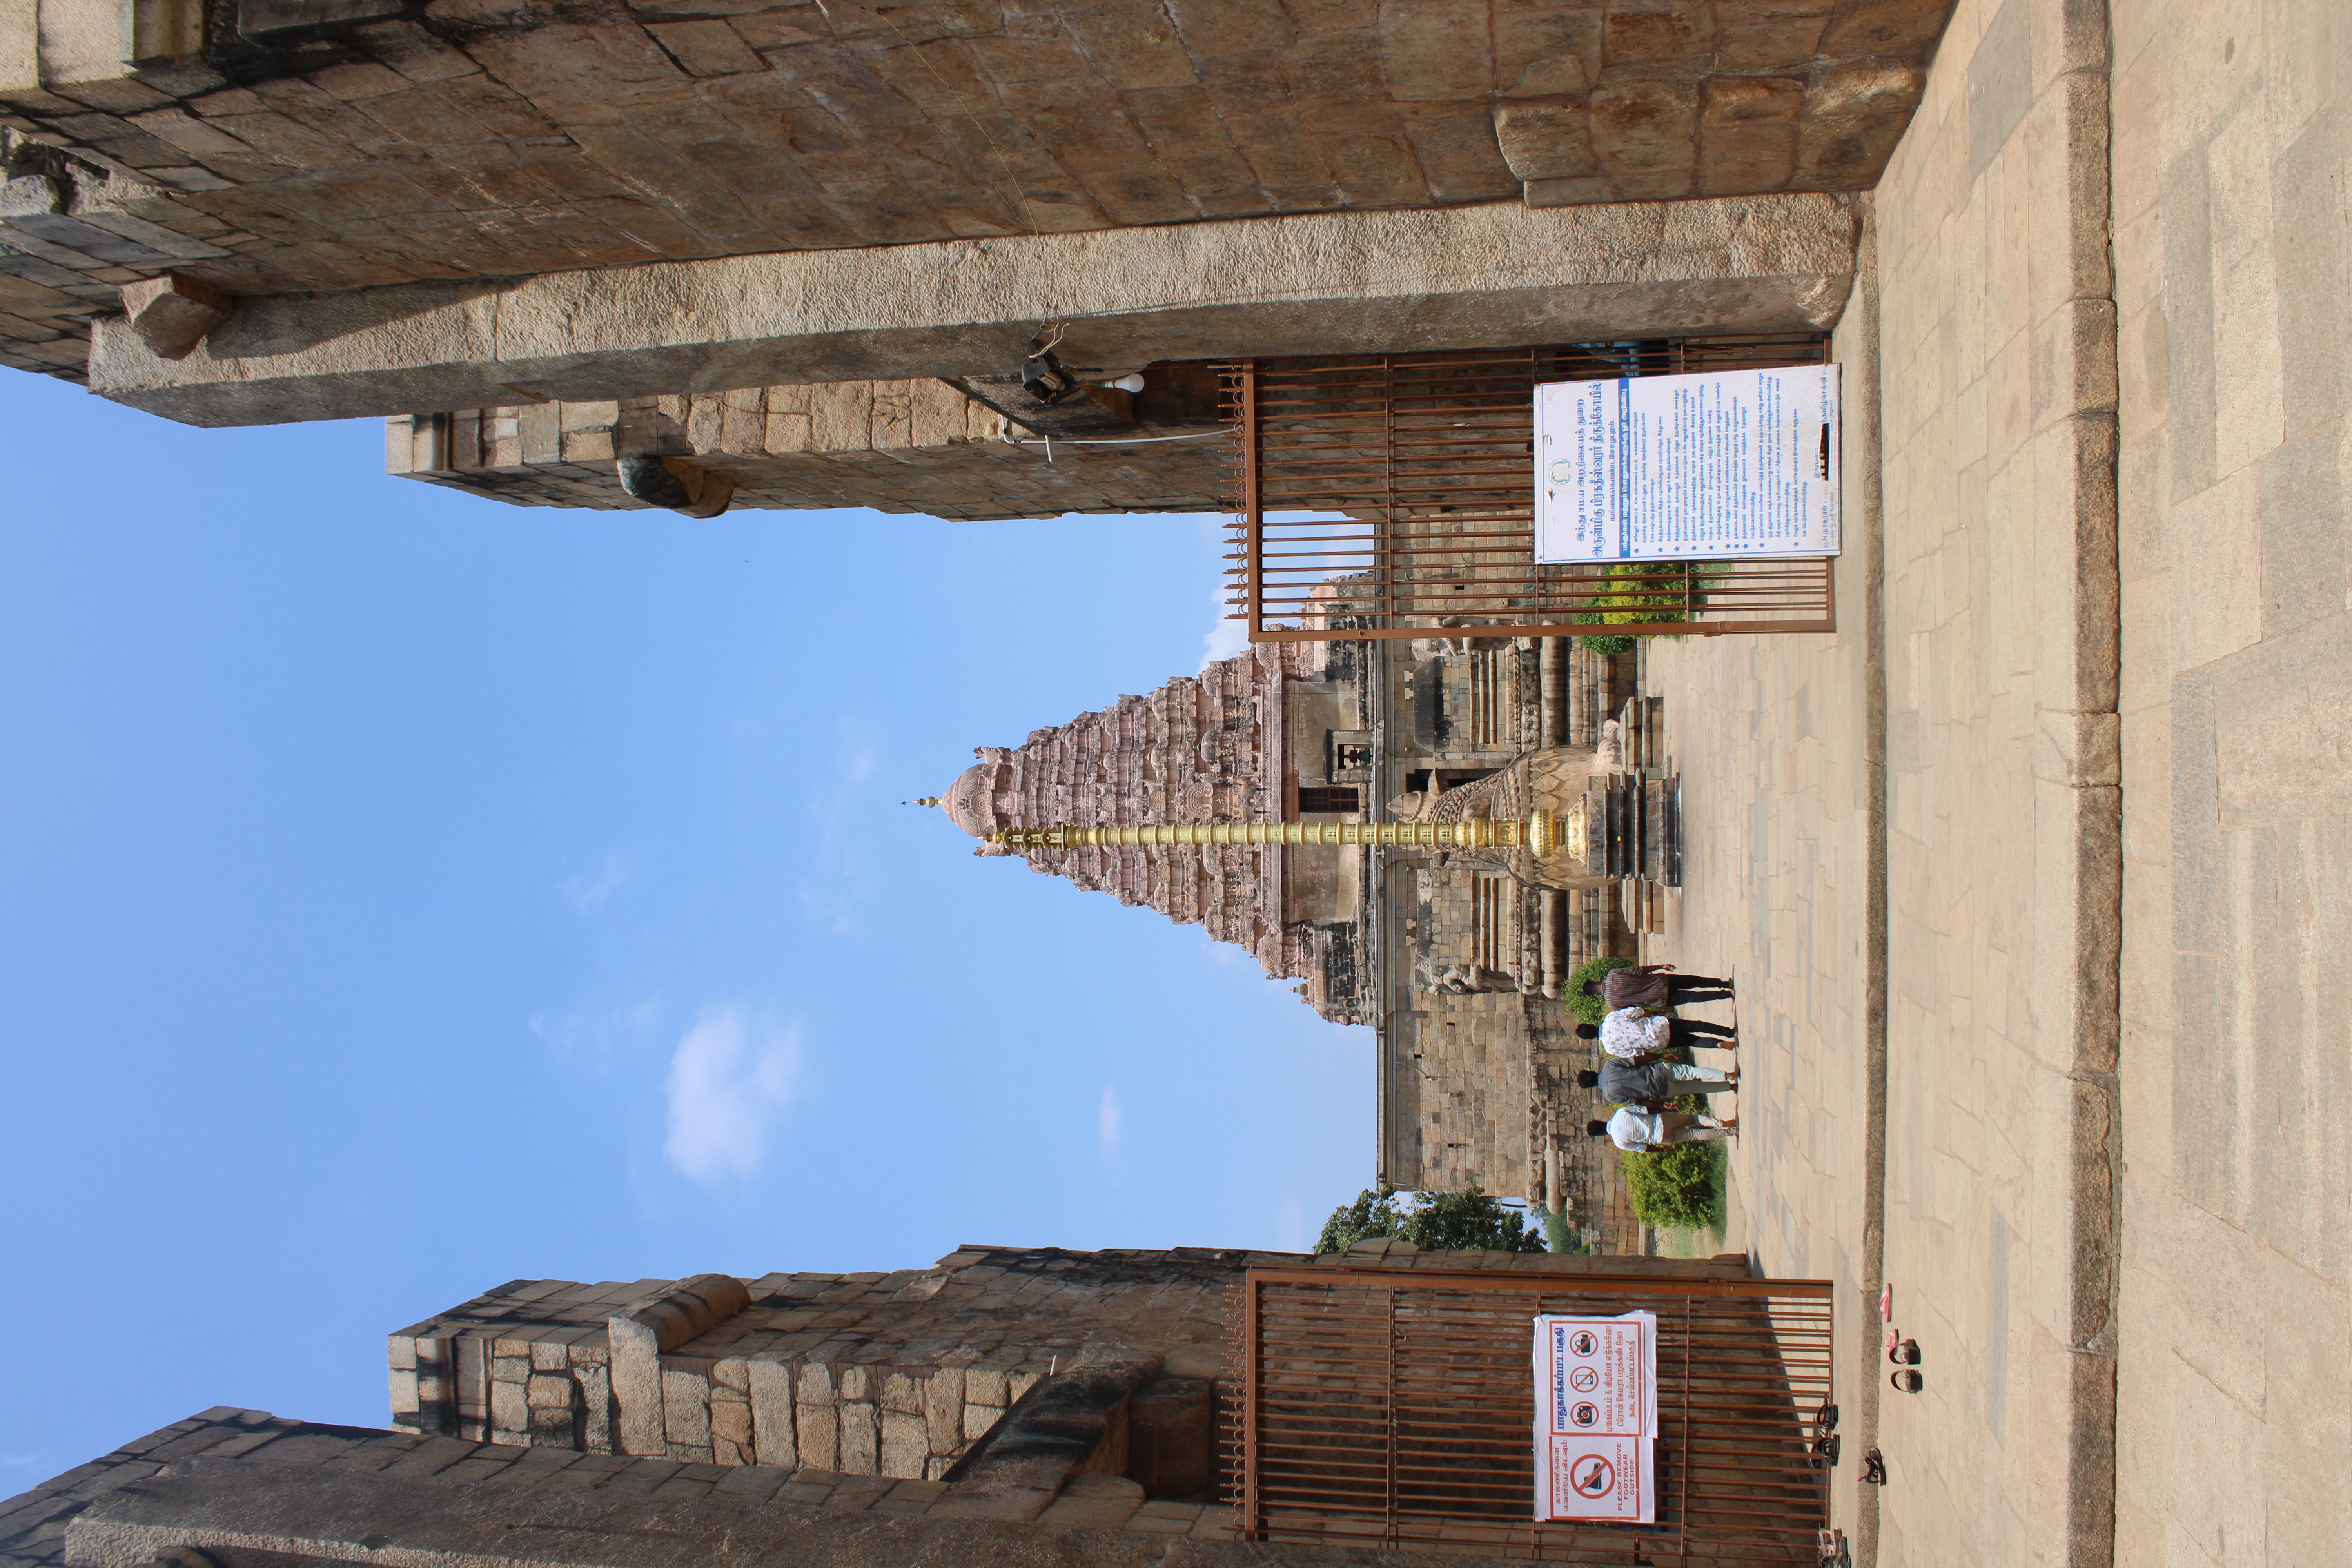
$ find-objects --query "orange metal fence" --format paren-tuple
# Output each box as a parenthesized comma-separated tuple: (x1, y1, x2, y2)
(1223, 338, 1837, 643)
(1227, 1265, 1836, 1563)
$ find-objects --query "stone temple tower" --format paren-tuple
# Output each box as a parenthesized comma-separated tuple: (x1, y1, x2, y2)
(930, 638, 1374, 1024)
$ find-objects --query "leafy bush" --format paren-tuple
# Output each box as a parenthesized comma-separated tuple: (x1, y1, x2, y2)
(1622, 1140, 1724, 1230)
(1572, 561, 1718, 654)
(1564, 955, 1635, 1025)
(1317, 1182, 1545, 1255)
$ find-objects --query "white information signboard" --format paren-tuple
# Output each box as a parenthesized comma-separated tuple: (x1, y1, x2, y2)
(1533, 1311, 1658, 1524)
(1534, 366, 1841, 562)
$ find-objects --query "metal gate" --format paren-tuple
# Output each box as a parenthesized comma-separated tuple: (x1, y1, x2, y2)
(1223, 338, 1837, 643)
(1228, 1265, 1835, 1562)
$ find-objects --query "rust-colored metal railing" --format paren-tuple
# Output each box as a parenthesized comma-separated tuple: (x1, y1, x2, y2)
(1222, 338, 1837, 643)
(1227, 1265, 1836, 1563)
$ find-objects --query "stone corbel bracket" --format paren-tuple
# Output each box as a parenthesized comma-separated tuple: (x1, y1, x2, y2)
(611, 396, 735, 517)
(931, 1344, 1162, 1521)
(607, 1273, 751, 1457)
(615, 454, 736, 519)
(119, 272, 231, 359)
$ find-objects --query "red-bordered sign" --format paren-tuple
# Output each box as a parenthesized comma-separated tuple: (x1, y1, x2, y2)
(1533, 1312, 1657, 1523)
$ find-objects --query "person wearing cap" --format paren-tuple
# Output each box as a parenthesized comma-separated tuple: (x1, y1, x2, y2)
(1590, 1104, 1736, 1152)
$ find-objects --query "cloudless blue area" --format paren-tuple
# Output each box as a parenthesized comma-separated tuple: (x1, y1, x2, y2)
(0, 374, 1371, 1488)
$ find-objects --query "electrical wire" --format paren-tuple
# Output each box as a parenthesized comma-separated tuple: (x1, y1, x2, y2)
(1000, 426, 1235, 448)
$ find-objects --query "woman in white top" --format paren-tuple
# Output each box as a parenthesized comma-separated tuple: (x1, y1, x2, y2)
(1590, 1105, 1736, 1152)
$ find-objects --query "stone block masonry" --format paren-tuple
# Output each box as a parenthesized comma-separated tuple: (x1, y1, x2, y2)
(388, 1247, 1255, 1483)
(386, 379, 1227, 520)
(0, 1408, 1268, 1568)
(4, 1249, 1755, 1568)
(2, 0, 1949, 390)
(2, 1398, 1620, 1568)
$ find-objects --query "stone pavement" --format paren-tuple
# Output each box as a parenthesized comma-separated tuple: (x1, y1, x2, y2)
(1643, 2, 2350, 1566)
(2110, 0, 2352, 1563)
(1642, 237, 1886, 1557)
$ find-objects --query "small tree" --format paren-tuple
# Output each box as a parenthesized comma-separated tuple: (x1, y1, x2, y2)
(1542, 1210, 1590, 1254)
(1316, 1183, 1409, 1254)
(1316, 1183, 1544, 1255)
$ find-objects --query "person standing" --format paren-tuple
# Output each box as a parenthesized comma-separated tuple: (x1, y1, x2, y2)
(1578, 1006, 1736, 1058)
(1590, 1105, 1735, 1151)
(1579, 1060, 1737, 1103)
(1586, 963, 1733, 1011)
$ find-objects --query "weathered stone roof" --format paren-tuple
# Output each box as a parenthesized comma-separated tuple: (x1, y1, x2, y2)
(2, 0, 1952, 387)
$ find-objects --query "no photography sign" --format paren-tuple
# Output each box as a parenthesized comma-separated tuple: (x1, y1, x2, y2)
(1533, 1311, 1657, 1523)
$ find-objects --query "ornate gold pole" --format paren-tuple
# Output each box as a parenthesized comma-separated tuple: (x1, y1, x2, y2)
(985, 810, 1559, 860)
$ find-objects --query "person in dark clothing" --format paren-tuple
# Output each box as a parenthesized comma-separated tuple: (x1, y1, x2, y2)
(1580, 1061, 1737, 1103)
(1586, 963, 1733, 1011)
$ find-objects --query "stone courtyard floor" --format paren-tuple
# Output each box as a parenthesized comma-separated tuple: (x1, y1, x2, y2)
(1628, 3, 2352, 1563)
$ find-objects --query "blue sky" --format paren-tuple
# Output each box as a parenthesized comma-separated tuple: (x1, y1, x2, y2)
(0, 374, 1370, 1488)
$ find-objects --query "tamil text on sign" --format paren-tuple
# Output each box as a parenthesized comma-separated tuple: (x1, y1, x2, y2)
(1533, 366, 1842, 562)
(1532, 1311, 1657, 1523)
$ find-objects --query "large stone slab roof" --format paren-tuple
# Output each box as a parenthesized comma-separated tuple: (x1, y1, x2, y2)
(2, 0, 1952, 385)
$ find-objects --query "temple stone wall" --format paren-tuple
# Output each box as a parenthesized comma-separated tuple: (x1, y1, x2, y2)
(385, 380, 1225, 519)
(2, 1249, 1746, 1568)
(1400, 990, 1538, 1199)
(1392, 989, 1636, 1246)
(3, 0, 1945, 389)
(389, 1247, 1252, 1483)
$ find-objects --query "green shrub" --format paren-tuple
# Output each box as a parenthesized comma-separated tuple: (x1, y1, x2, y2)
(1622, 1140, 1724, 1230)
(1618, 1095, 1726, 1230)
(1571, 561, 1719, 655)
(1564, 955, 1635, 1025)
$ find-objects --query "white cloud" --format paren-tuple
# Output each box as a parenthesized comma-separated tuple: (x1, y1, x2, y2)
(1276, 1196, 1306, 1253)
(1097, 1084, 1122, 1164)
(797, 720, 880, 935)
(1204, 510, 1355, 668)
(1200, 594, 1250, 668)
(558, 854, 627, 915)
(663, 1008, 801, 1186)
(531, 997, 662, 1073)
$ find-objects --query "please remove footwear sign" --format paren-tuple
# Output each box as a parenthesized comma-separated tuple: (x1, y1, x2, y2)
(1533, 1311, 1658, 1523)
(1533, 366, 1842, 562)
